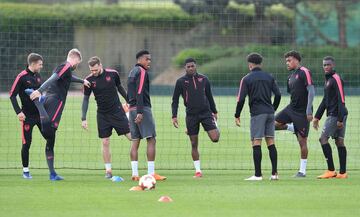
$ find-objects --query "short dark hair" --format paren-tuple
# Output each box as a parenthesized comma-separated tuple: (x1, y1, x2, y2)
(247, 53, 263, 65)
(323, 56, 335, 62)
(27, 53, 43, 65)
(136, 50, 150, 59)
(184, 57, 196, 65)
(284, 50, 301, 62)
(88, 56, 101, 67)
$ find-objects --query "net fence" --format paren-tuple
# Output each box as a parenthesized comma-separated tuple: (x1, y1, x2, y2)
(0, 0, 359, 170)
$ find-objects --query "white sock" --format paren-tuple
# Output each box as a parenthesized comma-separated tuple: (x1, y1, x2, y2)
(148, 161, 155, 175)
(287, 123, 295, 132)
(299, 159, 307, 174)
(193, 160, 201, 173)
(131, 161, 138, 176)
(23, 167, 29, 173)
(105, 163, 112, 171)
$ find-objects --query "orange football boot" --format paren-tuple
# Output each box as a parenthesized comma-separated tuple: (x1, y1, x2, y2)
(317, 170, 337, 179)
(335, 173, 348, 179)
(152, 173, 167, 181)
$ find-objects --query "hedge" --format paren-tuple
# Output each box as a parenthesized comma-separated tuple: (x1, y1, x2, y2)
(0, 3, 207, 27)
(173, 45, 360, 87)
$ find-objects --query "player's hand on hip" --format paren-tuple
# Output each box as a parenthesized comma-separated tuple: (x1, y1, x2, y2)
(307, 115, 313, 122)
(83, 79, 91, 88)
(172, 117, 179, 128)
(135, 113, 143, 124)
(213, 113, 218, 121)
(235, 117, 240, 127)
(81, 120, 88, 130)
(312, 118, 319, 130)
(17, 112, 26, 121)
(337, 121, 344, 129)
(30, 90, 41, 101)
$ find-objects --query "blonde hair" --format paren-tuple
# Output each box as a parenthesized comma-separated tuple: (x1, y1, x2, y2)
(67, 48, 82, 61)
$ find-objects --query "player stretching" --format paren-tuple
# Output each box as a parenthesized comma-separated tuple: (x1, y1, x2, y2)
(313, 56, 348, 179)
(235, 53, 281, 181)
(81, 56, 131, 178)
(127, 50, 166, 181)
(275, 50, 315, 178)
(27, 49, 90, 181)
(171, 57, 220, 178)
(10, 53, 43, 179)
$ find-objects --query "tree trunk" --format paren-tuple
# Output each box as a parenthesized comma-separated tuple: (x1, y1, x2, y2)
(336, 0, 348, 48)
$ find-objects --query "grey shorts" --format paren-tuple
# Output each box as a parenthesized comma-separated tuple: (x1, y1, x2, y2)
(129, 106, 156, 140)
(321, 116, 347, 139)
(250, 113, 275, 140)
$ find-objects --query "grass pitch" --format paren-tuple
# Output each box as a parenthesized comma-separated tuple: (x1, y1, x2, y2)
(0, 95, 360, 216)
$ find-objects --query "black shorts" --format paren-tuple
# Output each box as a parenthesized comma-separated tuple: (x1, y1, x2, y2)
(186, 112, 217, 136)
(275, 105, 309, 138)
(44, 96, 65, 129)
(21, 115, 41, 145)
(97, 110, 130, 138)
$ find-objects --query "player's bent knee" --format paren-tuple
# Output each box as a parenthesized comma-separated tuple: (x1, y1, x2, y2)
(211, 134, 220, 143)
(274, 121, 283, 127)
(319, 136, 328, 145)
(335, 139, 345, 147)
(102, 138, 110, 146)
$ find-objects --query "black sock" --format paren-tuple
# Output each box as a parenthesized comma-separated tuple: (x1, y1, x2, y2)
(268, 144, 277, 175)
(253, 145, 262, 177)
(321, 143, 335, 171)
(45, 132, 56, 175)
(21, 143, 30, 168)
(337, 146, 347, 174)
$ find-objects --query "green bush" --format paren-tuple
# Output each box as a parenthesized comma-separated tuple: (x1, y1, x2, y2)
(173, 45, 360, 87)
(0, 3, 207, 27)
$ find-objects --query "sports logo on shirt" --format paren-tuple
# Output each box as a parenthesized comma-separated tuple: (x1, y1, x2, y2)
(37, 78, 41, 83)
(106, 76, 111, 82)
(295, 74, 299, 79)
(92, 81, 96, 88)
(197, 78, 203, 82)
(24, 124, 30, 131)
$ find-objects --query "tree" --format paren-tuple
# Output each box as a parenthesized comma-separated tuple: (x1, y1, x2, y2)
(106, 0, 119, 5)
(296, 0, 359, 48)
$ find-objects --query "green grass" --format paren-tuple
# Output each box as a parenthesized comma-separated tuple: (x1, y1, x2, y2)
(0, 95, 360, 216)
(1, 169, 360, 217)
